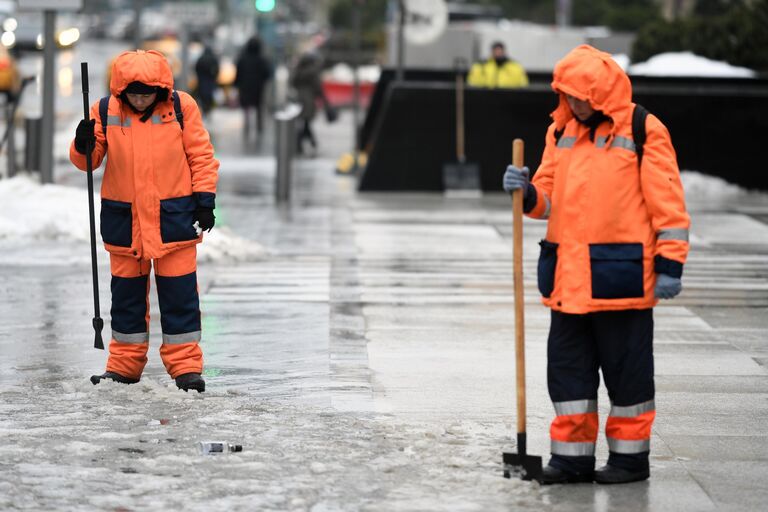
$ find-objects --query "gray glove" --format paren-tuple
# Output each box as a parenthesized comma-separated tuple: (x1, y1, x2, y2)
(654, 273, 682, 299)
(503, 165, 530, 195)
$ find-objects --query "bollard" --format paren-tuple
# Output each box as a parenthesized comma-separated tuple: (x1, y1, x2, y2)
(5, 100, 16, 178)
(24, 116, 42, 173)
(274, 103, 301, 203)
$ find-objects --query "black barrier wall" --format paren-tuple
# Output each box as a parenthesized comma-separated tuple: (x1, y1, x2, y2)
(359, 69, 553, 153)
(359, 71, 768, 192)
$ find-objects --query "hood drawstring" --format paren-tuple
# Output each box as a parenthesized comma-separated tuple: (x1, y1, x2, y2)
(119, 102, 126, 136)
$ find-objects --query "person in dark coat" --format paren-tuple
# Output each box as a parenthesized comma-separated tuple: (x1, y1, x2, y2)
(290, 52, 324, 155)
(234, 36, 272, 137)
(194, 45, 220, 118)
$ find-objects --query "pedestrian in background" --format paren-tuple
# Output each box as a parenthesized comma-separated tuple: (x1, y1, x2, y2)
(468, 41, 528, 88)
(290, 52, 324, 156)
(503, 45, 689, 484)
(70, 50, 219, 393)
(195, 45, 220, 118)
(235, 36, 272, 138)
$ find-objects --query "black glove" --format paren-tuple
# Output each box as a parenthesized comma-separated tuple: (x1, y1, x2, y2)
(75, 119, 96, 154)
(195, 207, 215, 233)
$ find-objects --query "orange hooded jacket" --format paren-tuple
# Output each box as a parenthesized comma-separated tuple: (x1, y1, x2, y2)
(70, 50, 219, 260)
(526, 45, 690, 314)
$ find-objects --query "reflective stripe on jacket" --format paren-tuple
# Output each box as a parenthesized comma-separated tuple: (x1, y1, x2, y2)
(69, 50, 219, 260)
(527, 45, 690, 314)
(467, 58, 528, 88)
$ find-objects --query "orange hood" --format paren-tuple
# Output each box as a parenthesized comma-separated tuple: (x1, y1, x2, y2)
(109, 50, 174, 97)
(550, 45, 633, 134)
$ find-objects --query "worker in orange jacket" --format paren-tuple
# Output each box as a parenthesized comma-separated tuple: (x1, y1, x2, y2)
(70, 50, 219, 392)
(503, 45, 690, 484)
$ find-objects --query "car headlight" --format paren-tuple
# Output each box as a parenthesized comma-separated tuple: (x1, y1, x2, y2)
(1, 31, 14, 48)
(57, 28, 79, 47)
(2, 18, 17, 32)
(59, 28, 80, 46)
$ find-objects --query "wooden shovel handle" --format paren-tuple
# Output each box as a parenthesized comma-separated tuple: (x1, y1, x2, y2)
(456, 72, 465, 161)
(512, 138, 526, 434)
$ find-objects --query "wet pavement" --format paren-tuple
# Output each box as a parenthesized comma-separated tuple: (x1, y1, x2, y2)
(1, 101, 768, 510)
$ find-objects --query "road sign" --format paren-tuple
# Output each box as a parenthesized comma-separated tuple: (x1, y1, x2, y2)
(18, 0, 83, 9)
(163, 2, 218, 26)
(404, 0, 448, 45)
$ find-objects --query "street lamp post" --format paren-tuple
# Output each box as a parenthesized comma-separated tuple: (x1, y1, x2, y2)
(352, 0, 362, 172)
(39, 9, 55, 184)
(396, 0, 405, 82)
(18, 0, 83, 184)
(133, 0, 143, 49)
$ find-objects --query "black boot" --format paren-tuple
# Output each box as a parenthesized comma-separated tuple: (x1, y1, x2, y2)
(175, 373, 205, 393)
(594, 464, 649, 484)
(90, 371, 139, 385)
(541, 465, 594, 485)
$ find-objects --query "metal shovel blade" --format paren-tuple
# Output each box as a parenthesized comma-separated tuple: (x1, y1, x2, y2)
(442, 161, 481, 191)
(503, 450, 543, 482)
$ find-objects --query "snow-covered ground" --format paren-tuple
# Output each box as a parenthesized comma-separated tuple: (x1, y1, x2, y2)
(0, 375, 545, 511)
(2, 159, 767, 511)
(0, 174, 266, 264)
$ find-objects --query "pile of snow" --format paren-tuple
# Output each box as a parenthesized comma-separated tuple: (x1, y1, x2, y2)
(0, 174, 92, 241)
(198, 226, 266, 262)
(0, 175, 266, 262)
(611, 53, 631, 71)
(680, 170, 754, 199)
(628, 52, 756, 77)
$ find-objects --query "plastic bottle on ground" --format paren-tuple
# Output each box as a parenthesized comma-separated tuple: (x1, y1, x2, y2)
(198, 441, 243, 455)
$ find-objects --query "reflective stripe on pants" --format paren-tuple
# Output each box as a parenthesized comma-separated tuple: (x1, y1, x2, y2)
(550, 399, 598, 457)
(547, 309, 655, 472)
(606, 400, 655, 454)
(106, 246, 203, 379)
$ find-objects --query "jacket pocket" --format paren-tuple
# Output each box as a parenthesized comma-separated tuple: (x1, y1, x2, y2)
(537, 239, 558, 298)
(160, 195, 198, 243)
(589, 243, 644, 299)
(100, 199, 132, 247)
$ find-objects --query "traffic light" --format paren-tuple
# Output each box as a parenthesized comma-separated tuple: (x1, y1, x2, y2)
(255, 0, 275, 12)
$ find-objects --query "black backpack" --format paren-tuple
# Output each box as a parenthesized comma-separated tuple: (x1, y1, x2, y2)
(631, 104, 649, 167)
(555, 104, 649, 166)
(98, 91, 184, 139)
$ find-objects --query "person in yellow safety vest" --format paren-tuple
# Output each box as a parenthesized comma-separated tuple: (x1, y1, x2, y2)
(503, 45, 690, 485)
(467, 41, 529, 88)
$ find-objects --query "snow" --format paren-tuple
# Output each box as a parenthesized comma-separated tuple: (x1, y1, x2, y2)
(610, 53, 630, 71)
(0, 375, 545, 511)
(0, 174, 93, 242)
(0, 174, 266, 263)
(681, 170, 756, 198)
(628, 52, 756, 77)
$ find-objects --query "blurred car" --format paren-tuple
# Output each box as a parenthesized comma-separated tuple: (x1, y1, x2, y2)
(0, 43, 19, 96)
(103, 37, 236, 95)
(1, 12, 80, 51)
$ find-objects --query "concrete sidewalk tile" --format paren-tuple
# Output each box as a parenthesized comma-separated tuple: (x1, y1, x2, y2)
(683, 461, 768, 512)
(662, 435, 768, 461)
(544, 460, 715, 511)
